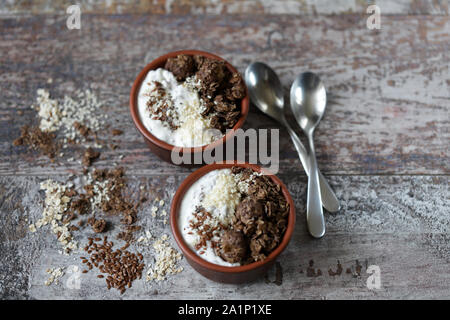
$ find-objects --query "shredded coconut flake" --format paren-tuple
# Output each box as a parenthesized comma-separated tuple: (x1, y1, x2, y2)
(202, 171, 245, 225)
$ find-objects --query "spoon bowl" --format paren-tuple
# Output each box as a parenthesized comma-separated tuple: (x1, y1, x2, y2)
(244, 62, 285, 122)
(290, 72, 327, 134)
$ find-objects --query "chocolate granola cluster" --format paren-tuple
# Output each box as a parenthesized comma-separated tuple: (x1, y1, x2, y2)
(164, 54, 246, 131)
(216, 167, 290, 264)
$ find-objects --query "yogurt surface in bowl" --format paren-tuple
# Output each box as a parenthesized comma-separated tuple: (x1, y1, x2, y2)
(137, 68, 220, 147)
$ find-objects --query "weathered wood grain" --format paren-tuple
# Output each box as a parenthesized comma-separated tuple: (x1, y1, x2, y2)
(0, 175, 448, 300)
(0, 0, 448, 15)
(0, 10, 448, 301)
(0, 14, 448, 176)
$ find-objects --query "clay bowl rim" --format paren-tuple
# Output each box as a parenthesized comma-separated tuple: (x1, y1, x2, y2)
(129, 49, 250, 154)
(170, 162, 296, 274)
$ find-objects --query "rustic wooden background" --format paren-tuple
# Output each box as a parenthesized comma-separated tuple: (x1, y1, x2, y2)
(0, 0, 449, 300)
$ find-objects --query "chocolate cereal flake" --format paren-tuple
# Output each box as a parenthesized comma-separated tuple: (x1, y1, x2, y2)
(13, 125, 59, 160)
(218, 230, 247, 264)
(82, 147, 100, 167)
(230, 167, 289, 263)
(164, 54, 196, 81)
(91, 218, 107, 233)
(159, 54, 246, 133)
(198, 166, 290, 265)
(195, 58, 227, 97)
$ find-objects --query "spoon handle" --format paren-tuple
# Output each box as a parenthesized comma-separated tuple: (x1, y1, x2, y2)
(285, 124, 340, 213)
(317, 171, 340, 213)
(306, 133, 326, 238)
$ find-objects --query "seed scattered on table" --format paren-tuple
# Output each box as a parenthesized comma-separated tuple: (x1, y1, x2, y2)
(82, 236, 145, 294)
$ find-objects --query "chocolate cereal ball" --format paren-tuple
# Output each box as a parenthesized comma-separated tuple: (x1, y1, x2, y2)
(164, 54, 196, 81)
(235, 197, 264, 226)
(219, 230, 247, 263)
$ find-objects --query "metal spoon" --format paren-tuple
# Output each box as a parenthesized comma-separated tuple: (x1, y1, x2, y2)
(290, 72, 328, 238)
(244, 62, 340, 216)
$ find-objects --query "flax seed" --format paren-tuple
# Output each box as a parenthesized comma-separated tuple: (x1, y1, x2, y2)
(80, 238, 145, 295)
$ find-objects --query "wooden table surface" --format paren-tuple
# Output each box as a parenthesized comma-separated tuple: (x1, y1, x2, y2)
(0, 1, 449, 300)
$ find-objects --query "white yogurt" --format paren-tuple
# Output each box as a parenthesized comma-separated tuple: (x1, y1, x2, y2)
(178, 169, 248, 267)
(138, 68, 221, 147)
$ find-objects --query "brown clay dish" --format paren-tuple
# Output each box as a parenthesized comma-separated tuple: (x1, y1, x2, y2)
(129, 50, 250, 166)
(170, 162, 296, 284)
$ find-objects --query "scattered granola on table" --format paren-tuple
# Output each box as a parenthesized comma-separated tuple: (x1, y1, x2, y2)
(82, 147, 100, 167)
(12, 88, 111, 161)
(91, 218, 107, 233)
(13, 125, 59, 160)
(17, 85, 183, 294)
(29, 165, 150, 257)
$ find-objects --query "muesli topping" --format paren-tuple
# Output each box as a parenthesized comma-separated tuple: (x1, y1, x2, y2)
(179, 166, 289, 266)
(139, 54, 246, 147)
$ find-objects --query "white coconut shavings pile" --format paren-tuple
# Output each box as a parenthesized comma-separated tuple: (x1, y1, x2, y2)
(202, 171, 241, 225)
(201, 170, 257, 226)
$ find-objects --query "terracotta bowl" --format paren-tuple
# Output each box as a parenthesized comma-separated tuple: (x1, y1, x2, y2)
(170, 162, 296, 284)
(129, 50, 249, 166)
